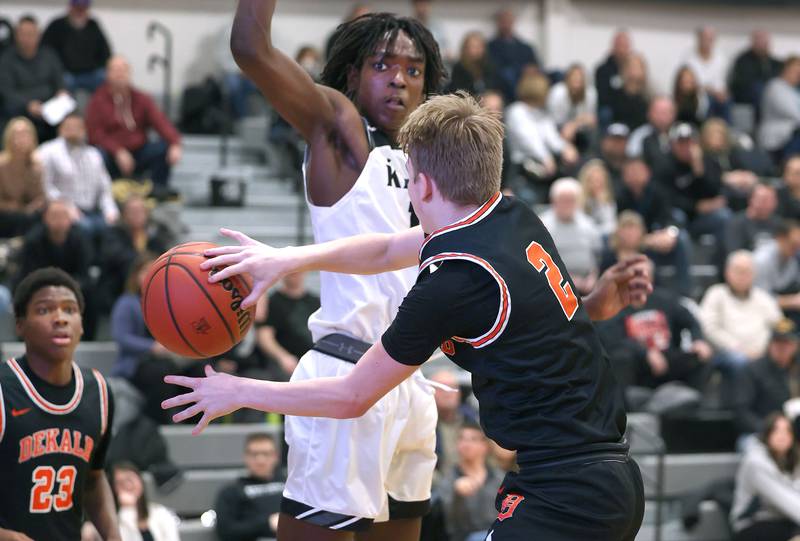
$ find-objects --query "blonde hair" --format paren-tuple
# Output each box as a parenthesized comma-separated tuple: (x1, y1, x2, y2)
(700, 117, 730, 152)
(516, 73, 550, 107)
(398, 92, 503, 205)
(1, 117, 38, 162)
(577, 159, 613, 207)
(611, 210, 645, 250)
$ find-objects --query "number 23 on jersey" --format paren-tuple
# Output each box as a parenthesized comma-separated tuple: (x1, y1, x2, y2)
(526, 241, 579, 320)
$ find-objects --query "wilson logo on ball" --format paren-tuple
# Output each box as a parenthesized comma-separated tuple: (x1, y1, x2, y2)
(212, 268, 253, 335)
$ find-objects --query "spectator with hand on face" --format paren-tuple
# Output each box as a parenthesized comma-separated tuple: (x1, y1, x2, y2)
(110, 462, 180, 541)
(87, 55, 182, 201)
(440, 423, 504, 541)
(0, 14, 67, 142)
(215, 433, 285, 541)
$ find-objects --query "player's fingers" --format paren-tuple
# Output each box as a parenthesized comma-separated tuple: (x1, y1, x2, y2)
(205, 364, 217, 377)
(202, 244, 246, 259)
(164, 374, 199, 390)
(207, 261, 248, 283)
(192, 413, 212, 436)
(241, 282, 269, 309)
(161, 391, 197, 410)
(220, 228, 258, 246)
(172, 403, 204, 423)
(201, 252, 246, 272)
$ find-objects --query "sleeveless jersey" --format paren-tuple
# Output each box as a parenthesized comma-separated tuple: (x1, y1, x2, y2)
(0, 358, 110, 541)
(418, 194, 628, 463)
(305, 122, 416, 343)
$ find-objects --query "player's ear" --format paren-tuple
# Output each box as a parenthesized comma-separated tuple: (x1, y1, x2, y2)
(419, 172, 435, 203)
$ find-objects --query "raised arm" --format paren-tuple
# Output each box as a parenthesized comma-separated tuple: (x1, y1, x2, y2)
(231, 0, 345, 142)
(201, 226, 424, 307)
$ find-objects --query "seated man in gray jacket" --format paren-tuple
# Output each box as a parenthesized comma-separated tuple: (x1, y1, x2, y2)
(758, 55, 800, 162)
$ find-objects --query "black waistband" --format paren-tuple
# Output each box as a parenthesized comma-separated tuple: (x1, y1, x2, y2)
(517, 444, 630, 470)
(311, 333, 371, 364)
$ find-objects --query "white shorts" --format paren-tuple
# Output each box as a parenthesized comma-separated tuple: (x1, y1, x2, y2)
(281, 349, 438, 531)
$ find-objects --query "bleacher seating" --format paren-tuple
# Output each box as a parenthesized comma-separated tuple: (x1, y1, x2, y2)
(1, 341, 117, 376)
(160, 423, 282, 469)
(144, 468, 244, 517)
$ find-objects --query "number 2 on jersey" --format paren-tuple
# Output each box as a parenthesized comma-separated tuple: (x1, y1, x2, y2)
(30, 465, 76, 513)
(525, 241, 579, 320)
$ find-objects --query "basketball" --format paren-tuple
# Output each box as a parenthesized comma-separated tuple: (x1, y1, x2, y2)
(142, 241, 256, 358)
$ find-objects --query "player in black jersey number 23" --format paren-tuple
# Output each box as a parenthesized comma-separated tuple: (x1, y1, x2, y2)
(0, 268, 120, 541)
(165, 94, 648, 541)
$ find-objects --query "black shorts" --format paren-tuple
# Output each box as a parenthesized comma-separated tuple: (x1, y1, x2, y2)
(485, 453, 645, 541)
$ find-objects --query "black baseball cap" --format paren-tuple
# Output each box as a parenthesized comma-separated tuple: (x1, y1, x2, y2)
(669, 122, 696, 141)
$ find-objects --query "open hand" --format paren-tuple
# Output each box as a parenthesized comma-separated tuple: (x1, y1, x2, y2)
(201, 228, 291, 308)
(584, 254, 653, 321)
(162, 365, 243, 435)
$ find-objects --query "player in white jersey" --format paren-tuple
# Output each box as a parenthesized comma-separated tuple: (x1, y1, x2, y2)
(220, 2, 447, 540)
(202, 4, 650, 540)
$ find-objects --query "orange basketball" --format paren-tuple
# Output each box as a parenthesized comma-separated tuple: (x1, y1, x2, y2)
(142, 241, 256, 358)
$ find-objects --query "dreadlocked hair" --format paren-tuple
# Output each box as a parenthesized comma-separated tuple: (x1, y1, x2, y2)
(321, 12, 447, 99)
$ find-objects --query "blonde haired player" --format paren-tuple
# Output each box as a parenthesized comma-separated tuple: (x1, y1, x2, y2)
(165, 94, 647, 540)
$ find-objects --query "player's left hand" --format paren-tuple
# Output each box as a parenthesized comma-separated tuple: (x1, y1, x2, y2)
(585, 254, 653, 321)
(162, 365, 242, 435)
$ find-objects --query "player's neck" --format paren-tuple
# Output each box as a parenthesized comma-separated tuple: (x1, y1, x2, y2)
(424, 201, 481, 233)
(25, 351, 74, 386)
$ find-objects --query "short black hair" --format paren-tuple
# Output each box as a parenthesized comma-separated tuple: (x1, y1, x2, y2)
(18, 14, 37, 26)
(14, 268, 85, 318)
(244, 432, 276, 450)
(322, 12, 446, 99)
(459, 420, 485, 435)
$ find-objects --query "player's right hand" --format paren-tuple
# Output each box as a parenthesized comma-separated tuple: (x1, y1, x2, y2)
(201, 228, 291, 308)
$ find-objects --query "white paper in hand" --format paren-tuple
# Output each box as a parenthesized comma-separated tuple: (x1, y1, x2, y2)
(42, 94, 77, 126)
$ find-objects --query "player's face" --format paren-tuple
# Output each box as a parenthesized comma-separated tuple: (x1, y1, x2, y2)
(352, 31, 426, 135)
(17, 286, 83, 361)
(244, 440, 278, 480)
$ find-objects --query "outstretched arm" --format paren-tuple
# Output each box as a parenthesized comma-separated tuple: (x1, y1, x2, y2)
(201, 226, 424, 307)
(163, 341, 416, 435)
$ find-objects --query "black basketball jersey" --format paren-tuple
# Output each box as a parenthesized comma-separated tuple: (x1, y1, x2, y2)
(0, 356, 111, 541)
(382, 193, 628, 464)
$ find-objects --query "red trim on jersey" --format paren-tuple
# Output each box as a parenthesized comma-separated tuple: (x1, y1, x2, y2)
(0, 384, 5, 443)
(93, 369, 109, 436)
(418, 252, 511, 349)
(418, 192, 502, 259)
(7, 358, 84, 415)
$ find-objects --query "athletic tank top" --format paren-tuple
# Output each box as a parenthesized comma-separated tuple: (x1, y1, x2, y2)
(304, 121, 416, 343)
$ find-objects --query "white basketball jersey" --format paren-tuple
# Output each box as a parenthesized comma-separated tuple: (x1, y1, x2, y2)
(305, 134, 416, 343)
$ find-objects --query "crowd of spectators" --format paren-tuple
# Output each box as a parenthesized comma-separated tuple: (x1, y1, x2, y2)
(4, 0, 800, 538)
